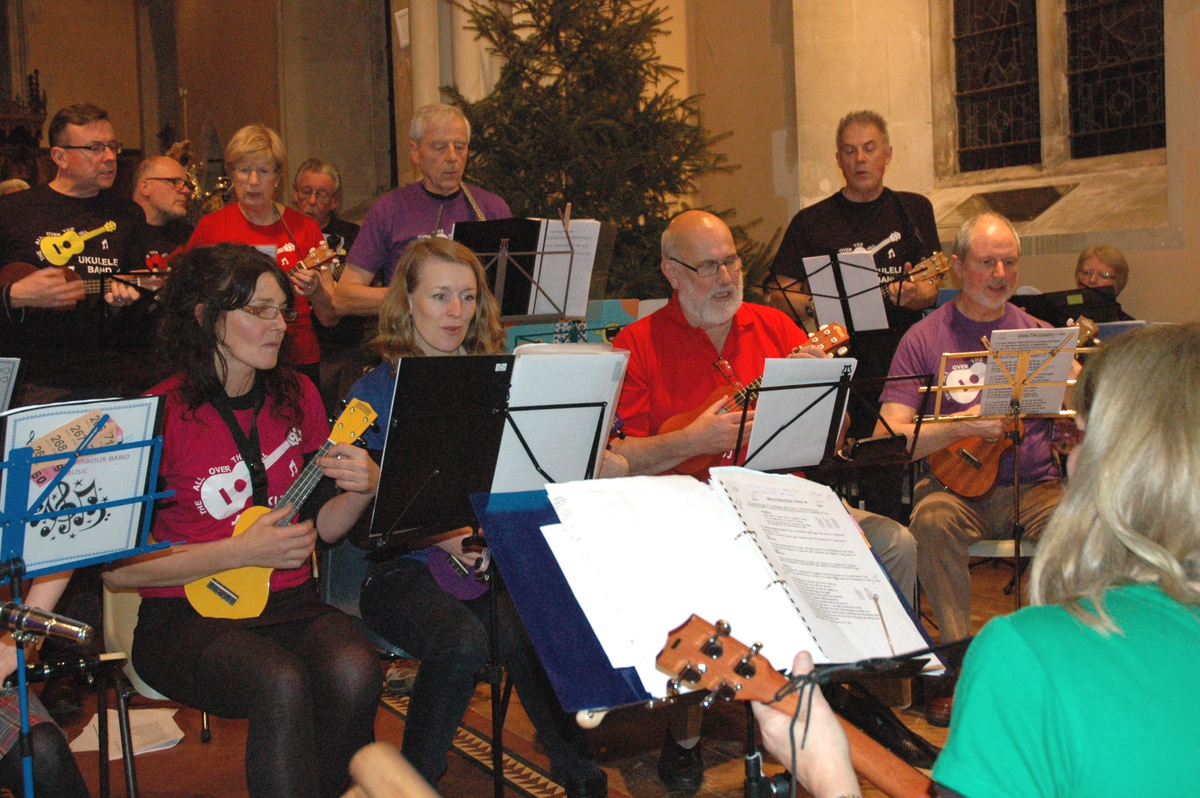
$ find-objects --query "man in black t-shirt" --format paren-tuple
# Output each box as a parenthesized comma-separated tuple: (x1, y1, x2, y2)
(768, 111, 944, 519)
(132, 156, 194, 271)
(0, 103, 148, 405)
(292, 158, 372, 417)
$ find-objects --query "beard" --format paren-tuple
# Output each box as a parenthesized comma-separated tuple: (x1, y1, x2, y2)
(676, 271, 744, 329)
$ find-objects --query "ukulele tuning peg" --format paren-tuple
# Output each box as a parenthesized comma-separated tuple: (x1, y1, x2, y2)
(701, 681, 738, 709)
(700, 636, 723, 659)
(715, 620, 732, 637)
(734, 655, 757, 680)
(678, 663, 703, 685)
(666, 678, 681, 696)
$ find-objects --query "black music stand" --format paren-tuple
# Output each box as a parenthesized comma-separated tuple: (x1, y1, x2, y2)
(805, 252, 888, 337)
(0, 397, 172, 797)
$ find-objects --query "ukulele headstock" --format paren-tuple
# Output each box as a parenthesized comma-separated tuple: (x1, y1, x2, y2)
(908, 252, 950, 285)
(330, 399, 377, 445)
(657, 615, 787, 707)
(808, 323, 850, 355)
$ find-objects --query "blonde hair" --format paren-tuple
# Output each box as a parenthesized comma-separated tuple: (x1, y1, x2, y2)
(1031, 323, 1200, 631)
(373, 238, 505, 365)
(225, 124, 286, 174)
(1076, 244, 1130, 295)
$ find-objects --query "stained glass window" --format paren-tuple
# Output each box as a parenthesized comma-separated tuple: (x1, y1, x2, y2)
(954, 0, 1042, 171)
(1066, 0, 1165, 157)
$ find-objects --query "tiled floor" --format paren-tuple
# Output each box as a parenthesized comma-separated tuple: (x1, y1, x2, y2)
(58, 558, 1024, 798)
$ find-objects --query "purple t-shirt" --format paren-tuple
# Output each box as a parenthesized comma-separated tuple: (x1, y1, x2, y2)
(881, 301, 1059, 485)
(347, 181, 511, 285)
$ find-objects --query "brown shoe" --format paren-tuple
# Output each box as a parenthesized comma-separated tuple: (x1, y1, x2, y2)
(926, 695, 953, 727)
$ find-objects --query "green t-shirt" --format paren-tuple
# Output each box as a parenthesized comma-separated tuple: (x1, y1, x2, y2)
(933, 584, 1200, 797)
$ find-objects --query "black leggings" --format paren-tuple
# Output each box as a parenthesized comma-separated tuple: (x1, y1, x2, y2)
(0, 721, 90, 798)
(133, 593, 381, 798)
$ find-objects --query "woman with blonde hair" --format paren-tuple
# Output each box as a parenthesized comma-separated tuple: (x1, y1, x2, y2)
(344, 237, 607, 797)
(753, 323, 1200, 797)
(184, 124, 337, 386)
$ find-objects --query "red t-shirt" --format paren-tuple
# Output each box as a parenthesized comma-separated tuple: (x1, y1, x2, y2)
(141, 374, 330, 598)
(612, 295, 809, 476)
(185, 204, 325, 365)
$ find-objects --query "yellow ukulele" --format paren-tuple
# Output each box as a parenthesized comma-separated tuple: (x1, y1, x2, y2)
(185, 399, 377, 619)
(39, 221, 117, 266)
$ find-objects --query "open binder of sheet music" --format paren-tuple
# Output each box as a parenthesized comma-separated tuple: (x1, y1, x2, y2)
(542, 467, 938, 698)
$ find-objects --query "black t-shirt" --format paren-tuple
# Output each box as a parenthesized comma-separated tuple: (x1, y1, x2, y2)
(315, 214, 368, 353)
(0, 183, 148, 356)
(139, 217, 193, 271)
(771, 188, 941, 437)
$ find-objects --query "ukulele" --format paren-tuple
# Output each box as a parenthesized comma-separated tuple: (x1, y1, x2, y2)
(658, 615, 934, 798)
(297, 240, 343, 280)
(0, 262, 168, 296)
(927, 318, 1097, 498)
(38, 221, 116, 266)
(658, 322, 850, 476)
(185, 399, 376, 619)
(427, 543, 491, 601)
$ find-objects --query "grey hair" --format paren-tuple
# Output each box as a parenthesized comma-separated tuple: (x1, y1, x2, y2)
(836, 110, 889, 149)
(953, 213, 1021, 261)
(1076, 244, 1129, 295)
(1031, 323, 1200, 632)
(410, 103, 471, 144)
(293, 158, 342, 194)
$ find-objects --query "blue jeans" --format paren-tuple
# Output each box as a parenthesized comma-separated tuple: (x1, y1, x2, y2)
(360, 558, 601, 787)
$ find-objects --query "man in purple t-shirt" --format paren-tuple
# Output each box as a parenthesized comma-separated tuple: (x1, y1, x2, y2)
(333, 103, 511, 317)
(878, 213, 1074, 655)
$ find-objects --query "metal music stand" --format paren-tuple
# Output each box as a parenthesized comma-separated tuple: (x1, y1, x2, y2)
(918, 332, 1084, 609)
(0, 398, 172, 797)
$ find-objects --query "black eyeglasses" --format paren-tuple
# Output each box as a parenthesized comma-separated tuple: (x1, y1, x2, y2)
(239, 305, 299, 322)
(668, 254, 742, 279)
(59, 141, 123, 156)
(295, 187, 333, 202)
(146, 176, 192, 191)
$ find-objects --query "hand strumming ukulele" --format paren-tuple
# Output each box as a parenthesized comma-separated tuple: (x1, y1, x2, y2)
(184, 400, 376, 619)
(658, 615, 934, 798)
(657, 322, 850, 476)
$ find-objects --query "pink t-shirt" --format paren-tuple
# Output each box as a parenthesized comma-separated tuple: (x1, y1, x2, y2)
(141, 374, 330, 598)
(185, 203, 325, 365)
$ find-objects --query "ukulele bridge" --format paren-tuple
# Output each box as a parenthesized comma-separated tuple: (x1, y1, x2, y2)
(205, 578, 240, 606)
(955, 448, 983, 470)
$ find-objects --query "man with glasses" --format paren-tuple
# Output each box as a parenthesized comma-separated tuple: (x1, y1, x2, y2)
(767, 110, 944, 523)
(609, 210, 916, 791)
(292, 158, 373, 417)
(133, 156, 194, 270)
(0, 102, 147, 405)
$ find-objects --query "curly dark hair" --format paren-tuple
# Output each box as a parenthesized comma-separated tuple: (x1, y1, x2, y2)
(157, 243, 304, 424)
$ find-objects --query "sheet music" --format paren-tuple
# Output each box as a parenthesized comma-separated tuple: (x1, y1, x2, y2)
(709, 468, 931, 665)
(0, 396, 162, 574)
(978, 327, 1078, 415)
(805, 252, 889, 331)
(745, 357, 858, 471)
(490, 344, 628, 492)
(0, 358, 17, 413)
(529, 219, 602, 317)
(543, 475, 819, 694)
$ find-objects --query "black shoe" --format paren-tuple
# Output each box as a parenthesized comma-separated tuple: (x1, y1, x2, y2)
(656, 735, 704, 793)
(824, 683, 941, 770)
(562, 770, 607, 798)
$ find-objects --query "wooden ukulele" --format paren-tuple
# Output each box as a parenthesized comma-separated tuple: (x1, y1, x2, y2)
(658, 323, 850, 476)
(658, 615, 934, 798)
(927, 318, 1097, 498)
(185, 399, 376, 619)
(0, 261, 168, 297)
(38, 221, 116, 266)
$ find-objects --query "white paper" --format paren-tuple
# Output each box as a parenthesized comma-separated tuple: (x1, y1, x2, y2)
(709, 468, 932, 666)
(805, 252, 889, 332)
(1, 396, 162, 575)
(745, 357, 858, 471)
(978, 327, 1078, 416)
(544, 475, 825, 696)
(490, 345, 628, 492)
(0, 358, 17, 413)
(529, 219, 602, 317)
(69, 708, 184, 760)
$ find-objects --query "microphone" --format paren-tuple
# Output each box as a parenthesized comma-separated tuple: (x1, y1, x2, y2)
(0, 602, 94, 646)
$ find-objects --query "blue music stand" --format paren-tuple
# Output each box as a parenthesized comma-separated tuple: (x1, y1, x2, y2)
(0, 398, 172, 797)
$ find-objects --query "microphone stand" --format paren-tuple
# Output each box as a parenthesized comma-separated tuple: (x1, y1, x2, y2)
(0, 557, 36, 798)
